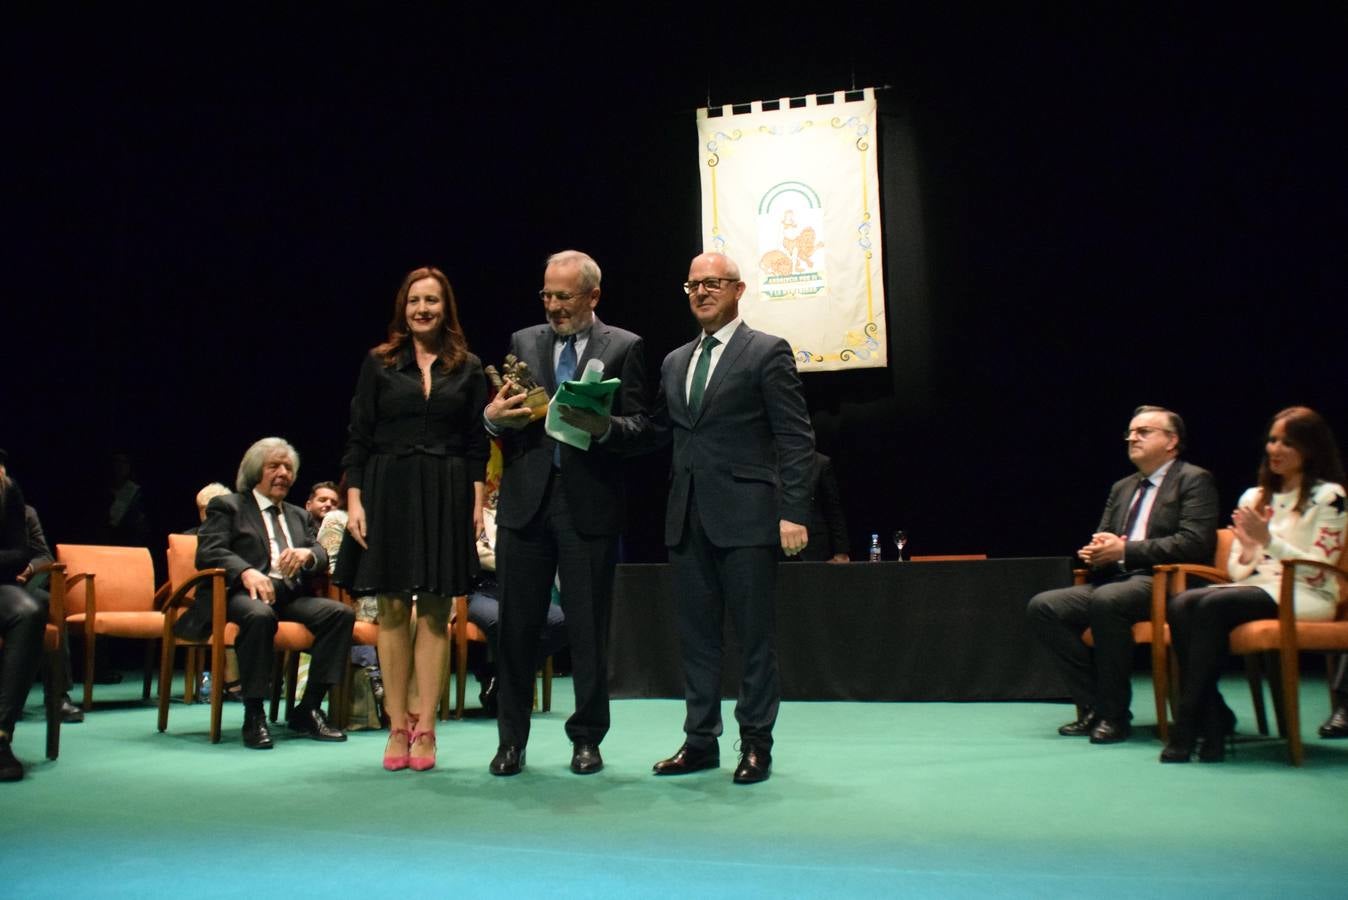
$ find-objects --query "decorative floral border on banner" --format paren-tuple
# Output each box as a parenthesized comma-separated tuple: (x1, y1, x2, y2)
(698, 88, 887, 371)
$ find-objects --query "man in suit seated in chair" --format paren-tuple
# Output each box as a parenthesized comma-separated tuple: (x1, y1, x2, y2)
(180, 437, 354, 749)
(1027, 406, 1218, 744)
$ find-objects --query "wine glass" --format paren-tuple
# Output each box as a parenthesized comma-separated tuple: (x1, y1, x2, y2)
(892, 530, 908, 562)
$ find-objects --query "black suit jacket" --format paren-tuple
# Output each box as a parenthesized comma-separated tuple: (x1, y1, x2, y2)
(494, 316, 649, 537)
(1096, 458, 1219, 574)
(658, 323, 814, 548)
(176, 491, 328, 640)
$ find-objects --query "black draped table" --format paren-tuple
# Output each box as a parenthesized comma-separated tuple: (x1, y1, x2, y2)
(608, 557, 1076, 701)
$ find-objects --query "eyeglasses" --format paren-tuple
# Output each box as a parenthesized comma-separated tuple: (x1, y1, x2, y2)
(1123, 426, 1175, 440)
(539, 290, 589, 304)
(682, 277, 738, 295)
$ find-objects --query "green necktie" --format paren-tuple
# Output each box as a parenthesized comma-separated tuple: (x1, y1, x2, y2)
(688, 334, 720, 417)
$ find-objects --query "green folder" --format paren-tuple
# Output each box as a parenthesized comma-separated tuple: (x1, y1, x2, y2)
(545, 362, 620, 450)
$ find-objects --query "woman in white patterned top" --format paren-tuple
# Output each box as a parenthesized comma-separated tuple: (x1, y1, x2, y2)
(1162, 406, 1346, 763)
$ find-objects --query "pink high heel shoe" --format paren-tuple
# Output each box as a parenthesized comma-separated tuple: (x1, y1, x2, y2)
(409, 728, 437, 772)
(384, 727, 411, 771)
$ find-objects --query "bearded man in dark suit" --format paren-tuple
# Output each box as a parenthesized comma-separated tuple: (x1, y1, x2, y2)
(482, 250, 649, 777)
(648, 251, 815, 785)
(185, 437, 353, 749)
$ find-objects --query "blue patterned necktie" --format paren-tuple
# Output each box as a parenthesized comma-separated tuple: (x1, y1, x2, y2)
(553, 335, 577, 466)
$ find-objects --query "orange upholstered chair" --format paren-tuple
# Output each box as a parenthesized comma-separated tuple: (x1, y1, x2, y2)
(58, 544, 168, 711)
(1080, 528, 1235, 742)
(157, 533, 234, 742)
(1163, 546, 1348, 766)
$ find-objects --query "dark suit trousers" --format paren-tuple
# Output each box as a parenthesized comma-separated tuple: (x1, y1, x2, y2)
(497, 471, 615, 748)
(670, 489, 781, 750)
(0, 584, 45, 735)
(227, 586, 354, 700)
(1168, 585, 1275, 725)
(1332, 653, 1348, 700)
(1026, 574, 1152, 721)
(23, 584, 72, 697)
(466, 582, 566, 681)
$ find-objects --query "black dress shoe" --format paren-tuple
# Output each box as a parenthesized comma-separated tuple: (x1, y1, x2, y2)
(733, 745, 772, 784)
(490, 745, 525, 776)
(287, 707, 347, 742)
(1160, 721, 1196, 763)
(653, 742, 720, 775)
(0, 740, 23, 781)
(242, 712, 274, 750)
(1196, 736, 1227, 763)
(479, 677, 499, 718)
(571, 743, 603, 774)
(1319, 706, 1348, 739)
(1057, 710, 1098, 737)
(1089, 718, 1131, 744)
(58, 696, 84, 724)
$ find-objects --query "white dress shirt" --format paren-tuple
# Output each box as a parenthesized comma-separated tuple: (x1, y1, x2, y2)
(684, 317, 743, 404)
(252, 488, 297, 579)
(1125, 458, 1174, 541)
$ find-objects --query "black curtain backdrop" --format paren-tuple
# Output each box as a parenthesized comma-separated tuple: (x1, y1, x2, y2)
(6, 8, 1346, 566)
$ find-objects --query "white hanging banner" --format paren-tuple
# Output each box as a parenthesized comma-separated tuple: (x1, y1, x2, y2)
(697, 88, 887, 371)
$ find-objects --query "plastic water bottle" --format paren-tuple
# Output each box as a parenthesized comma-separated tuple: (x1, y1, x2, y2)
(869, 533, 882, 562)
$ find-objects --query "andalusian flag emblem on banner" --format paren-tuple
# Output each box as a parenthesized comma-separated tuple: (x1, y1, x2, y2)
(697, 88, 887, 372)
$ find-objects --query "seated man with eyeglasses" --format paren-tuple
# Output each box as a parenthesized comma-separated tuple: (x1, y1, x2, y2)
(1026, 405, 1218, 744)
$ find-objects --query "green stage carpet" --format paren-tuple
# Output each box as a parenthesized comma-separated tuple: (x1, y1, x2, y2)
(5, 674, 1348, 897)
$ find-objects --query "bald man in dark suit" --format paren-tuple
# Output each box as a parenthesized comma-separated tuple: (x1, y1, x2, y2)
(649, 251, 815, 785)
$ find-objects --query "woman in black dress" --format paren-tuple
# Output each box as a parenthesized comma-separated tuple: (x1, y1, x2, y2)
(343, 266, 488, 772)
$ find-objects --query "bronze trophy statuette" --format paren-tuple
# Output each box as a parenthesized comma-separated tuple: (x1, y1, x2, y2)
(486, 355, 550, 421)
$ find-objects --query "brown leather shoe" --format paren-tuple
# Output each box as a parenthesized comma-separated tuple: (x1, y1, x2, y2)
(733, 744, 772, 784)
(653, 742, 719, 775)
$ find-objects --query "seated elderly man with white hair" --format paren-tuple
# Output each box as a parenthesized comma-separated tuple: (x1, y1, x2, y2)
(178, 437, 354, 749)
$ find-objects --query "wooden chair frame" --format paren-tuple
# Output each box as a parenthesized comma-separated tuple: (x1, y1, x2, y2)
(157, 566, 229, 742)
(441, 594, 552, 720)
(1161, 550, 1348, 766)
